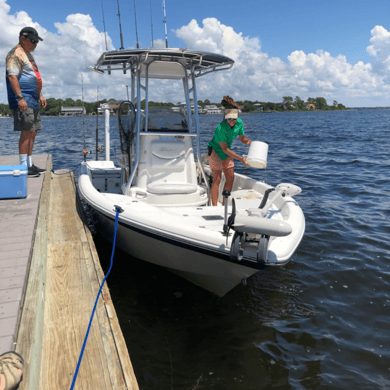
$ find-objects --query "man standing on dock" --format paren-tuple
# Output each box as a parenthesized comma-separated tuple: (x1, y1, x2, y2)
(6, 27, 47, 177)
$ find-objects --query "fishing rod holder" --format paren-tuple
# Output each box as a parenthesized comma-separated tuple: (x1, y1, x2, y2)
(222, 190, 231, 236)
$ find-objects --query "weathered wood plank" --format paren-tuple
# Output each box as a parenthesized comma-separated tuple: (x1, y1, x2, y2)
(16, 168, 139, 390)
(73, 177, 139, 390)
(15, 156, 52, 390)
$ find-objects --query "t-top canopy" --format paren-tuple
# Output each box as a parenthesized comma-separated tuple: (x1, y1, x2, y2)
(89, 48, 234, 79)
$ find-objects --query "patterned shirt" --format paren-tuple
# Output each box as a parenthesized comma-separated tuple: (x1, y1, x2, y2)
(6, 44, 42, 109)
(207, 118, 245, 160)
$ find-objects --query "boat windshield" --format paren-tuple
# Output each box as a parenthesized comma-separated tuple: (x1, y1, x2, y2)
(145, 107, 189, 132)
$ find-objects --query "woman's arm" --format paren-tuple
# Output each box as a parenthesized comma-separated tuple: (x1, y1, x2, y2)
(219, 142, 250, 166)
(239, 135, 252, 145)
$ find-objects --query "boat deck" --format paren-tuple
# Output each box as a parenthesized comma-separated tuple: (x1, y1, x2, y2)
(0, 154, 138, 390)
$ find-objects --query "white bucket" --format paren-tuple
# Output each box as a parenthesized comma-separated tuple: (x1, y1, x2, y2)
(246, 141, 268, 168)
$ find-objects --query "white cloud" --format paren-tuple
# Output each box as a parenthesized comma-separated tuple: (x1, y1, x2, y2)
(366, 25, 390, 83)
(0, 0, 130, 103)
(2, 0, 390, 107)
(175, 18, 390, 106)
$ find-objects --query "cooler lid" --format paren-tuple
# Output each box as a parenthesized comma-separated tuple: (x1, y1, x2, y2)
(0, 165, 28, 173)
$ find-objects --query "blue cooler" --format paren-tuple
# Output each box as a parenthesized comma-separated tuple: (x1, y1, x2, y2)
(0, 165, 28, 199)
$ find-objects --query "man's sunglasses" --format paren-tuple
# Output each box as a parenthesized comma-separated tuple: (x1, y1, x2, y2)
(29, 38, 39, 44)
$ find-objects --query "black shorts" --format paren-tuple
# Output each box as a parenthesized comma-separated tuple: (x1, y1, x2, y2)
(12, 108, 42, 131)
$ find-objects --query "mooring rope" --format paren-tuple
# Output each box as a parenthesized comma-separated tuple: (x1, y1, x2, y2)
(69, 205, 123, 390)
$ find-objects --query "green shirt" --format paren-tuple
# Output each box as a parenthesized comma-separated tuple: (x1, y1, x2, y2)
(207, 118, 245, 160)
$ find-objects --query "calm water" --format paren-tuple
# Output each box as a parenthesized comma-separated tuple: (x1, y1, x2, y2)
(1, 110, 390, 389)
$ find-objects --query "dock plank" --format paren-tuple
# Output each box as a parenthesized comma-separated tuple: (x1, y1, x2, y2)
(0, 154, 49, 354)
(15, 169, 139, 390)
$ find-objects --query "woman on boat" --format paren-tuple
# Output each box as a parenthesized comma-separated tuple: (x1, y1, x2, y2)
(207, 108, 252, 206)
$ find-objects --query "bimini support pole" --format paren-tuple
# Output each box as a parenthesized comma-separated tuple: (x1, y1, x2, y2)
(104, 104, 110, 161)
(189, 65, 210, 202)
(125, 59, 142, 195)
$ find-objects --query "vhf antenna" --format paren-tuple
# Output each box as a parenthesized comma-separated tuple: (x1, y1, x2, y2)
(101, 0, 108, 51)
(133, 0, 140, 48)
(81, 74, 87, 162)
(116, 0, 124, 50)
(96, 87, 99, 161)
(150, 0, 154, 47)
(162, 0, 168, 48)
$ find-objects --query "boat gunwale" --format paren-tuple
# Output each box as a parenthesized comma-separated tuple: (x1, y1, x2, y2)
(78, 169, 304, 266)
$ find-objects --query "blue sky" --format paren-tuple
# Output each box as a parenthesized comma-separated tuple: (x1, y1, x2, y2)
(2, 0, 390, 107)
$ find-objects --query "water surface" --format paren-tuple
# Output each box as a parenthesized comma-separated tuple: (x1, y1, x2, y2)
(1, 110, 389, 389)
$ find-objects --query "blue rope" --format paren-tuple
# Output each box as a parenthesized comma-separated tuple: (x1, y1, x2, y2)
(69, 205, 123, 390)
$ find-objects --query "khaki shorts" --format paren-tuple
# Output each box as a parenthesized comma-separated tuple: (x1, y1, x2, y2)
(12, 108, 42, 131)
(209, 150, 234, 171)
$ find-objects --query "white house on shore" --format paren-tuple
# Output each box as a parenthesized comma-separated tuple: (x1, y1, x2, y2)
(179, 102, 203, 114)
(60, 106, 86, 116)
(203, 105, 222, 114)
(254, 103, 263, 111)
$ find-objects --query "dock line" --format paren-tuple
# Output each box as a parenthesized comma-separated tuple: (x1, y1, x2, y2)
(69, 205, 123, 390)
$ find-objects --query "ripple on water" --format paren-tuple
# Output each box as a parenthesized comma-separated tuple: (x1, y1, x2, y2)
(1, 111, 390, 389)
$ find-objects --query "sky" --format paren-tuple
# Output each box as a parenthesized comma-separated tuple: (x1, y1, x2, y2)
(1, 0, 390, 107)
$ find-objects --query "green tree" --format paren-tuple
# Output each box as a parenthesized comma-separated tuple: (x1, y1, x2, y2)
(64, 97, 75, 106)
(0, 104, 11, 116)
(295, 97, 305, 110)
(306, 97, 315, 105)
(315, 97, 327, 110)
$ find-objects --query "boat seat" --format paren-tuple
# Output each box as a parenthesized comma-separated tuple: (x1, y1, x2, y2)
(147, 182, 197, 195)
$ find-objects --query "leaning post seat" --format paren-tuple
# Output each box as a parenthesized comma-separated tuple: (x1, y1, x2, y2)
(131, 131, 207, 205)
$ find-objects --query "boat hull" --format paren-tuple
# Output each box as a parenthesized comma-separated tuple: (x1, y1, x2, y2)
(92, 208, 259, 296)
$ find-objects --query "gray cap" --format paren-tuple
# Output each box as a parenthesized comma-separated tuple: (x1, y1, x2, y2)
(20, 27, 43, 41)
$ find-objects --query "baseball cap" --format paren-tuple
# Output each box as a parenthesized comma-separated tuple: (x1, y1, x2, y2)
(19, 27, 43, 41)
(225, 109, 239, 120)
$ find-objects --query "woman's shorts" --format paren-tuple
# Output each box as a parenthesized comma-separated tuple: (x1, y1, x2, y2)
(12, 108, 42, 131)
(209, 150, 234, 171)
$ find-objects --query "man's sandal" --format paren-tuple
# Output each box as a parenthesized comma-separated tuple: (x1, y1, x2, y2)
(0, 352, 24, 390)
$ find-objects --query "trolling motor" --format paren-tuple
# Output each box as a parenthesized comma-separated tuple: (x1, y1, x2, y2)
(227, 183, 301, 264)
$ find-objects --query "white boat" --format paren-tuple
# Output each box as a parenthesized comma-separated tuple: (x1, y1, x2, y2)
(79, 48, 305, 296)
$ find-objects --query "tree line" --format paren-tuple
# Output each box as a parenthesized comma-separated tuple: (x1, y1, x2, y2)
(197, 97, 347, 112)
(0, 96, 347, 117)
(0, 98, 114, 117)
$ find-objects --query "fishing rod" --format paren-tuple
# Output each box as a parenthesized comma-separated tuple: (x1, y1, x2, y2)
(162, 0, 168, 48)
(116, 0, 124, 50)
(101, 0, 108, 51)
(133, 0, 140, 48)
(96, 87, 99, 161)
(150, 0, 154, 47)
(81, 74, 87, 162)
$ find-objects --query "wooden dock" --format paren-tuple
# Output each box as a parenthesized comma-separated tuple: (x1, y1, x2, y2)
(0, 154, 139, 390)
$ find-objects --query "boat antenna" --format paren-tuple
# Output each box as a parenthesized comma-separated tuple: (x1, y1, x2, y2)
(101, 0, 108, 51)
(81, 74, 87, 162)
(162, 0, 168, 48)
(133, 0, 140, 49)
(150, 0, 154, 47)
(96, 87, 99, 160)
(116, 0, 124, 50)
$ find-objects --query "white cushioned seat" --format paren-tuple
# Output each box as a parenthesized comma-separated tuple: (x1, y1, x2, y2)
(147, 182, 197, 195)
